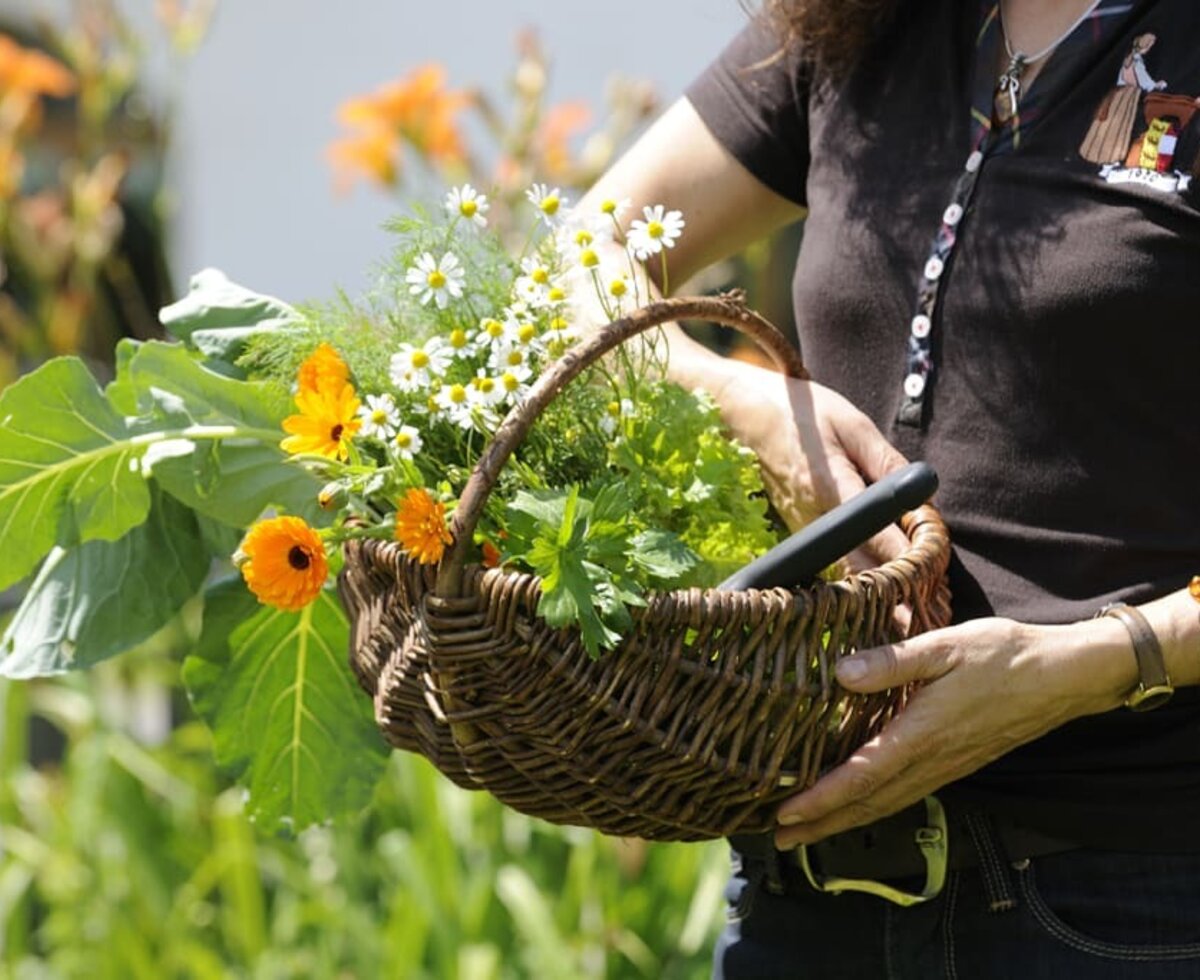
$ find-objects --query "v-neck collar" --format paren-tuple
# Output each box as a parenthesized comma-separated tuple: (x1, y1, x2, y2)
(968, 0, 1145, 152)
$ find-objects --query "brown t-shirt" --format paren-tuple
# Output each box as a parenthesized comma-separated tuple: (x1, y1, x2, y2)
(687, 0, 1200, 848)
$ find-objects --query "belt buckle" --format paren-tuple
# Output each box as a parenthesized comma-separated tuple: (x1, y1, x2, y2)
(796, 796, 949, 907)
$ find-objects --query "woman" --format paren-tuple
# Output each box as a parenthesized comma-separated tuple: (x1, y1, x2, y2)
(580, 0, 1200, 975)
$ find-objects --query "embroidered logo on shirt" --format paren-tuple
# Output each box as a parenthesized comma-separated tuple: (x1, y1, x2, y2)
(1079, 32, 1199, 193)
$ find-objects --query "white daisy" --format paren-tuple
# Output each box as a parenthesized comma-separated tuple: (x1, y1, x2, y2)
(445, 184, 489, 228)
(626, 205, 685, 261)
(599, 397, 635, 436)
(391, 424, 424, 460)
(435, 381, 479, 429)
(526, 182, 568, 226)
(406, 252, 466, 309)
(358, 393, 401, 440)
(499, 369, 532, 405)
(389, 338, 452, 393)
(488, 343, 535, 380)
(472, 369, 508, 407)
(473, 315, 514, 352)
(446, 325, 476, 360)
(599, 197, 632, 223)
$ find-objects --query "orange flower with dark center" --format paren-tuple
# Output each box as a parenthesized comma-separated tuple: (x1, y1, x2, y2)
(281, 382, 362, 460)
(395, 487, 453, 564)
(297, 342, 350, 396)
(238, 516, 328, 611)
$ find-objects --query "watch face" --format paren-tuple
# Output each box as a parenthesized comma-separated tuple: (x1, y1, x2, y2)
(1127, 684, 1174, 712)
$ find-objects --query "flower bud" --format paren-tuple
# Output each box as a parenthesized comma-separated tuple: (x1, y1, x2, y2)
(318, 482, 348, 511)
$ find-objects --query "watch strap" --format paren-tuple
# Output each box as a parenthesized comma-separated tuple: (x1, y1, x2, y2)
(1097, 602, 1174, 712)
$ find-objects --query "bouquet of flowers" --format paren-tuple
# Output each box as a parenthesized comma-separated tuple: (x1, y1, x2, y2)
(0, 183, 790, 832)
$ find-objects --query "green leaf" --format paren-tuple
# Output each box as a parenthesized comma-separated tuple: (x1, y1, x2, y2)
(628, 530, 698, 582)
(119, 341, 321, 525)
(0, 358, 152, 590)
(0, 488, 209, 678)
(183, 580, 389, 833)
(160, 268, 300, 359)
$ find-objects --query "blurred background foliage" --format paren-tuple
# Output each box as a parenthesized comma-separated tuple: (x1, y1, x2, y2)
(0, 4, 754, 977)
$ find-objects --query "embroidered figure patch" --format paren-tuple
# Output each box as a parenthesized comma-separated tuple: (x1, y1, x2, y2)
(1080, 32, 1199, 193)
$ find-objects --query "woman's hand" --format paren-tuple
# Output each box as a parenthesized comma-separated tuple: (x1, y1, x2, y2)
(705, 357, 911, 568)
(774, 615, 1137, 848)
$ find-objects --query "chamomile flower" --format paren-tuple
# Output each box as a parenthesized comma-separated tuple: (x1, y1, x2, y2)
(626, 205, 685, 261)
(472, 369, 508, 407)
(489, 343, 535, 380)
(606, 273, 632, 301)
(390, 338, 452, 392)
(445, 184, 489, 228)
(499, 370, 532, 404)
(599, 197, 632, 222)
(391, 424, 424, 461)
(446, 325, 476, 360)
(406, 251, 465, 309)
(527, 182, 568, 225)
(358, 393, 401, 440)
(599, 397, 635, 436)
(435, 381, 478, 429)
(473, 316, 511, 351)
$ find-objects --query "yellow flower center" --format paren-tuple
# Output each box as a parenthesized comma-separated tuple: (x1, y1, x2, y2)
(449, 384, 468, 404)
(371, 409, 389, 425)
(485, 319, 504, 338)
(478, 377, 495, 393)
(502, 372, 520, 392)
(427, 269, 447, 289)
(600, 199, 617, 214)
(609, 279, 627, 297)
(548, 339, 567, 358)
(412, 350, 430, 369)
(531, 267, 549, 285)
(518, 324, 537, 344)
(539, 196, 560, 216)
(450, 328, 468, 348)
(606, 401, 621, 417)
(547, 286, 565, 302)
(506, 350, 524, 367)
(575, 230, 593, 246)
(647, 220, 664, 239)
(460, 200, 478, 218)
(550, 316, 569, 331)
(396, 431, 412, 448)
(580, 248, 599, 268)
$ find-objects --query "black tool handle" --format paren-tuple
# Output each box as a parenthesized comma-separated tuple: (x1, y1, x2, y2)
(717, 461, 938, 591)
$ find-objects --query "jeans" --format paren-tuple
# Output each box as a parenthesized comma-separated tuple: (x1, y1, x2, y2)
(713, 843, 1200, 978)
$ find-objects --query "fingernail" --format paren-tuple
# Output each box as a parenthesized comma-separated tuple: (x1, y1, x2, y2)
(777, 812, 805, 826)
(837, 658, 866, 682)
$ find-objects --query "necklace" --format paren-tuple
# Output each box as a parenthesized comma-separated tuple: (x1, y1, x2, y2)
(995, 0, 1103, 121)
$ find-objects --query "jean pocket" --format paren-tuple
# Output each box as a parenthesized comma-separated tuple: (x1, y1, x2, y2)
(1017, 850, 1200, 961)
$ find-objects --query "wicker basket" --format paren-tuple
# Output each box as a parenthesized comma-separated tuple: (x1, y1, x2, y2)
(338, 295, 952, 842)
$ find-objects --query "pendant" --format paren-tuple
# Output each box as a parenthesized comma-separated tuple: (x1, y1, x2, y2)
(994, 52, 1026, 125)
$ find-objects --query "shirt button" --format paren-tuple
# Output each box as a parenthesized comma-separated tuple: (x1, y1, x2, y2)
(904, 373, 927, 398)
(924, 256, 945, 281)
(965, 150, 984, 173)
(911, 314, 932, 339)
(943, 203, 964, 227)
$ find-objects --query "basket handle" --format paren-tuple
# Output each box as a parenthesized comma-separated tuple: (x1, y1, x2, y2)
(436, 292, 809, 596)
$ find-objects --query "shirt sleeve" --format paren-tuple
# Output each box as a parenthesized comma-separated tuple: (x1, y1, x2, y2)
(684, 17, 811, 207)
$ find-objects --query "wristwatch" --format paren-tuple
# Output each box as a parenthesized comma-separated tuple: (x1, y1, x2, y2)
(1096, 603, 1174, 712)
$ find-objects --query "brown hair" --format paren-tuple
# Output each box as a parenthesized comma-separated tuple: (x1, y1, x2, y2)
(761, 0, 898, 74)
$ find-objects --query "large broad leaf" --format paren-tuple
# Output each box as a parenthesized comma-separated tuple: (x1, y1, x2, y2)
(183, 579, 389, 833)
(0, 358, 152, 590)
(0, 488, 209, 678)
(159, 268, 301, 361)
(120, 341, 322, 525)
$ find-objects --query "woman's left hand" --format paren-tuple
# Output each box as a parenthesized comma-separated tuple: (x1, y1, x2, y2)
(774, 615, 1136, 848)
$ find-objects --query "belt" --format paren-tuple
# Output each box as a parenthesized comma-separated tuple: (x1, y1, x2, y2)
(729, 797, 1079, 906)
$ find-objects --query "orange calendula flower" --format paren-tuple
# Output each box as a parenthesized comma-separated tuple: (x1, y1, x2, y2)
(481, 539, 502, 569)
(237, 516, 328, 611)
(327, 126, 399, 193)
(297, 342, 350, 396)
(395, 487, 453, 564)
(281, 383, 362, 460)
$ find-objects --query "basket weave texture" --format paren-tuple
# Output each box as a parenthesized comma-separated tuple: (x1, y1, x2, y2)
(338, 296, 952, 842)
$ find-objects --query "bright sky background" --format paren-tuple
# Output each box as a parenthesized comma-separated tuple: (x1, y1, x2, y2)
(3, 0, 749, 304)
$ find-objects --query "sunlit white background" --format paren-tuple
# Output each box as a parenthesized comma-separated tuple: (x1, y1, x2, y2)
(2, 1, 748, 303)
